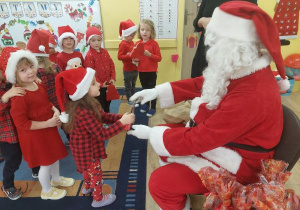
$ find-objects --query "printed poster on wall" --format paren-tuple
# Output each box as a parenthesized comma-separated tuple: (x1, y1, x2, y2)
(139, 0, 178, 39)
(0, 0, 103, 54)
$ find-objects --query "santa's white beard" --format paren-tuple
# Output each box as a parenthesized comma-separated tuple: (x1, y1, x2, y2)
(200, 32, 262, 110)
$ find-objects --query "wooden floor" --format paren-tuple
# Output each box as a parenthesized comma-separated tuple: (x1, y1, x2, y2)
(145, 91, 300, 210)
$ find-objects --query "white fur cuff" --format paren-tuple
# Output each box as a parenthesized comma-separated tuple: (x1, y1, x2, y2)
(149, 126, 171, 156)
(156, 82, 174, 109)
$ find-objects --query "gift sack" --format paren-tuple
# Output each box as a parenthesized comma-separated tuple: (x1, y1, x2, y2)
(106, 85, 119, 101)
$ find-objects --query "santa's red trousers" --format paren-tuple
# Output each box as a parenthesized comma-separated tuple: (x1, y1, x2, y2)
(149, 162, 209, 210)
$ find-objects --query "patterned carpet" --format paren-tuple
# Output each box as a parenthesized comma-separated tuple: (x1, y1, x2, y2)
(0, 99, 148, 210)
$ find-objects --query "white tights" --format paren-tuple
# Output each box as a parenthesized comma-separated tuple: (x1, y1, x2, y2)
(38, 160, 61, 192)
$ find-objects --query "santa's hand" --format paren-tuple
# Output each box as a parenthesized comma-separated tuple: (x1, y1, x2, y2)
(129, 89, 158, 104)
(127, 125, 151, 139)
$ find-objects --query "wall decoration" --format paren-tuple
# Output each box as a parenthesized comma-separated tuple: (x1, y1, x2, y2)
(0, 0, 102, 53)
(274, 0, 300, 39)
(50, 2, 63, 18)
(0, 3, 10, 19)
(23, 2, 37, 18)
(9, 2, 23, 18)
(37, 2, 51, 18)
(23, 26, 31, 41)
(139, 0, 178, 39)
(1, 29, 14, 46)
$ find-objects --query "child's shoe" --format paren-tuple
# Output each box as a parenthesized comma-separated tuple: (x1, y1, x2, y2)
(41, 187, 66, 200)
(140, 104, 149, 113)
(91, 194, 116, 208)
(1, 186, 21, 200)
(51, 176, 75, 187)
(146, 109, 156, 117)
(32, 172, 39, 178)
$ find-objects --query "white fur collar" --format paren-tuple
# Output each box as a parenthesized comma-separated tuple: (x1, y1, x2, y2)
(230, 52, 271, 80)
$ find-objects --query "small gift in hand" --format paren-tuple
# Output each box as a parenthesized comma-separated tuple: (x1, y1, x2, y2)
(106, 84, 119, 101)
(130, 42, 144, 60)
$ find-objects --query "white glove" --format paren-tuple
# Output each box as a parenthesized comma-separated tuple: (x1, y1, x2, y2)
(127, 125, 151, 139)
(129, 89, 158, 105)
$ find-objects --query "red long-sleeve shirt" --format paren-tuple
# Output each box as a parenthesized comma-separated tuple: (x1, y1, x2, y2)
(118, 40, 138, 71)
(56, 51, 84, 71)
(84, 48, 116, 87)
(135, 39, 162, 72)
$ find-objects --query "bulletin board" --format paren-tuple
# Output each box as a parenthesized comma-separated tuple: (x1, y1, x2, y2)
(139, 0, 179, 39)
(0, 0, 102, 53)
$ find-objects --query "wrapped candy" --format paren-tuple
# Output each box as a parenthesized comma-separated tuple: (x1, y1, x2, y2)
(198, 159, 300, 210)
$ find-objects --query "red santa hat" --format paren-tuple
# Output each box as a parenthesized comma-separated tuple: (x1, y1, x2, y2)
(0, 47, 20, 75)
(55, 67, 95, 123)
(41, 29, 57, 48)
(4, 48, 38, 84)
(58, 25, 78, 50)
(86, 26, 102, 45)
(119, 19, 137, 39)
(26, 29, 50, 57)
(207, 1, 290, 91)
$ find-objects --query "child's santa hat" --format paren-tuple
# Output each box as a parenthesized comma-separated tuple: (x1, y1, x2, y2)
(0, 47, 20, 75)
(4, 48, 38, 84)
(86, 26, 102, 45)
(207, 1, 290, 91)
(119, 19, 137, 39)
(66, 57, 82, 70)
(58, 25, 77, 50)
(26, 29, 50, 57)
(41, 29, 57, 48)
(55, 67, 95, 123)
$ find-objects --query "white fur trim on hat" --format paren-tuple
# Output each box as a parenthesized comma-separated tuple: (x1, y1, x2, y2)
(59, 112, 69, 123)
(58, 32, 78, 50)
(149, 126, 171, 156)
(69, 67, 95, 101)
(207, 7, 260, 42)
(156, 82, 174, 109)
(5, 50, 38, 84)
(87, 34, 102, 45)
(122, 25, 137, 37)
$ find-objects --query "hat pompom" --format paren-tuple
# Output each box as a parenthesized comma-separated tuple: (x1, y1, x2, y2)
(59, 112, 69, 123)
(118, 35, 122, 40)
(277, 77, 290, 92)
(39, 45, 45, 53)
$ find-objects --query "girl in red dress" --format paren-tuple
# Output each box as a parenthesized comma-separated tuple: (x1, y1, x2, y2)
(55, 67, 135, 208)
(5, 29, 75, 200)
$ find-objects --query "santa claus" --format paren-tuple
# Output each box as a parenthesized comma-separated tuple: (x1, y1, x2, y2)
(128, 1, 290, 210)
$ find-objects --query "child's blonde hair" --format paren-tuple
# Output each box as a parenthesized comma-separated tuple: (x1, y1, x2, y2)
(36, 56, 56, 74)
(16, 58, 34, 86)
(137, 19, 156, 39)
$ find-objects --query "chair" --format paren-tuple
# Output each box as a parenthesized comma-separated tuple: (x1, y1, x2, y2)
(274, 104, 300, 171)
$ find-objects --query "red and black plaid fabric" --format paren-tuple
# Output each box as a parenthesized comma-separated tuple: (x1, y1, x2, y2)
(70, 106, 124, 172)
(37, 67, 60, 109)
(0, 82, 18, 143)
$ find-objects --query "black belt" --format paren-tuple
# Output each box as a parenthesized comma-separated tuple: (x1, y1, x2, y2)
(188, 119, 275, 153)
